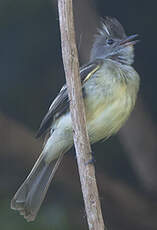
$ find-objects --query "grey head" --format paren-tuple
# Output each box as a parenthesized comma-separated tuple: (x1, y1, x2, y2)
(90, 17, 138, 65)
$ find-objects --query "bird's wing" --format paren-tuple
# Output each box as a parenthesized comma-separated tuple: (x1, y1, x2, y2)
(36, 59, 103, 138)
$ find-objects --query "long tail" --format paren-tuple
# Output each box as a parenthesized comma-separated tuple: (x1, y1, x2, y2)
(11, 152, 64, 222)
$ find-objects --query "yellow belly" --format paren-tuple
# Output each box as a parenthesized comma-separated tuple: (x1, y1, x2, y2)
(85, 83, 133, 143)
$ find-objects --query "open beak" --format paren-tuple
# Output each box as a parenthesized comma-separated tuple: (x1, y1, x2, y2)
(120, 34, 139, 47)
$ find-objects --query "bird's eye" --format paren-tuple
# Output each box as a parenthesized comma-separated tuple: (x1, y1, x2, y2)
(107, 39, 114, 45)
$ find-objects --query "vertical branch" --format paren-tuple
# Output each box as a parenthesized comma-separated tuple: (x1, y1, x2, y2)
(58, 0, 105, 230)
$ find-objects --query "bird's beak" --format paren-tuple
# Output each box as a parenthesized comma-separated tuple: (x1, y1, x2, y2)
(120, 34, 139, 47)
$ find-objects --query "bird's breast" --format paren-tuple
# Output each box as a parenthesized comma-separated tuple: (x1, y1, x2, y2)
(83, 64, 139, 143)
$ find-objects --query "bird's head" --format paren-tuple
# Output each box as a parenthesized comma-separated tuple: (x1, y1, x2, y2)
(90, 17, 139, 65)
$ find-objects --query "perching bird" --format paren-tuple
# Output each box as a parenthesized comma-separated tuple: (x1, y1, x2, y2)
(11, 17, 140, 222)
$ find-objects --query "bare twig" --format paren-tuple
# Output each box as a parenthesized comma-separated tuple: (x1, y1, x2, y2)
(58, 0, 105, 229)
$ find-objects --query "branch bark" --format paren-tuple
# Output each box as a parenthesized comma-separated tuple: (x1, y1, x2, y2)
(58, 0, 105, 229)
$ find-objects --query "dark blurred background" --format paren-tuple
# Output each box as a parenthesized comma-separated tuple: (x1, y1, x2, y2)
(0, 0, 157, 229)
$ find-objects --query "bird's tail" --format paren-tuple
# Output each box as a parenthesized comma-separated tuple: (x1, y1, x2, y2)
(11, 152, 64, 222)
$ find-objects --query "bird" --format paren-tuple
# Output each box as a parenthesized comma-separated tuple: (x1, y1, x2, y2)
(11, 17, 140, 222)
